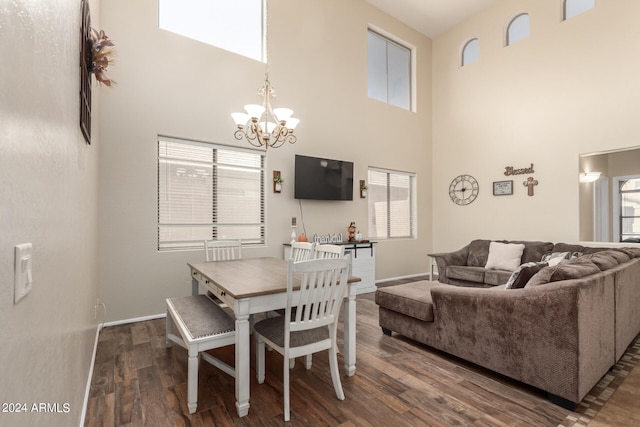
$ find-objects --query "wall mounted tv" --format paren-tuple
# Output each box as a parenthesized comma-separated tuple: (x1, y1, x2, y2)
(294, 155, 354, 200)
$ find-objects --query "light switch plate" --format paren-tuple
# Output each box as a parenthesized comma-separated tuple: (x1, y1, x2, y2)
(14, 243, 33, 304)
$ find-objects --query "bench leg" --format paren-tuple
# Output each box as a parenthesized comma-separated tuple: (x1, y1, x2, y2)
(166, 310, 173, 348)
(187, 348, 199, 414)
(382, 327, 392, 336)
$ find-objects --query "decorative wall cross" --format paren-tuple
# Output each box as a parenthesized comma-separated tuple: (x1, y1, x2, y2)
(523, 177, 538, 196)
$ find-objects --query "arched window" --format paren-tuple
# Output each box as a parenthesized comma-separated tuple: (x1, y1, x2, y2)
(461, 38, 479, 66)
(506, 13, 530, 46)
(564, 0, 595, 20)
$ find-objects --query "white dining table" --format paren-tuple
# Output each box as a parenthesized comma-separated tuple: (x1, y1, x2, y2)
(188, 257, 359, 417)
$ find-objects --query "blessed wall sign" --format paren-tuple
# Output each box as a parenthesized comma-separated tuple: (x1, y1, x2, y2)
(504, 163, 534, 176)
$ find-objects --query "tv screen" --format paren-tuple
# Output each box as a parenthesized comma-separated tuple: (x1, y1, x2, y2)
(294, 155, 354, 200)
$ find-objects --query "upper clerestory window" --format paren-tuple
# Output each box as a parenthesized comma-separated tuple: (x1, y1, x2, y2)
(158, 0, 264, 62)
(506, 13, 530, 46)
(461, 38, 479, 66)
(564, 0, 595, 20)
(367, 27, 413, 111)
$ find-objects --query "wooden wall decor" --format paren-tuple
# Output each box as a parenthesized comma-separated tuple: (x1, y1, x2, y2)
(79, 0, 92, 144)
(273, 171, 283, 193)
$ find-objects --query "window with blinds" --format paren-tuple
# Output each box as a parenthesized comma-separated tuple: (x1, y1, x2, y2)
(158, 136, 265, 251)
(367, 168, 416, 239)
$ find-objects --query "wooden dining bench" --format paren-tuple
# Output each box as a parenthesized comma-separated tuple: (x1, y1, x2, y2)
(166, 294, 236, 413)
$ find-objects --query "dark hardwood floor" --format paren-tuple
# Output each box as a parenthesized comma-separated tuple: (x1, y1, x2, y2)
(85, 276, 637, 426)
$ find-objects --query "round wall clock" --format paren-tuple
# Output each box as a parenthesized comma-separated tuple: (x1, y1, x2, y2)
(449, 174, 479, 205)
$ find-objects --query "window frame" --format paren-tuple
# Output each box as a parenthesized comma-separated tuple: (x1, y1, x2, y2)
(157, 135, 266, 252)
(618, 177, 640, 242)
(367, 25, 416, 112)
(506, 13, 530, 47)
(461, 38, 479, 67)
(367, 167, 417, 240)
(563, 0, 595, 21)
(158, 0, 266, 62)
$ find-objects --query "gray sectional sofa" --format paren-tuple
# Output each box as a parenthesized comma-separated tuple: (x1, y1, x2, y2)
(428, 239, 608, 287)
(376, 240, 640, 409)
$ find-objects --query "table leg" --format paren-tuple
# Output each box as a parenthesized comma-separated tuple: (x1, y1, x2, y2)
(342, 292, 356, 377)
(235, 299, 251, 417)
(191, 276, 199, 296)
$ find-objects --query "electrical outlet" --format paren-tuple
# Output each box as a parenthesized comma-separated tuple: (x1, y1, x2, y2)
(14, 243, 33, 304)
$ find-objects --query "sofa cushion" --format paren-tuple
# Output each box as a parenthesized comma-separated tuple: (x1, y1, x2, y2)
(550, 260, 601, 281)
(484, 269, 513, 286)
(503, 240, 554, 263)
(485, 241, 525, 271)
(447, 265, 486, 283)
(551, 243, 586, 254)
(576, 253, 618, 271)
(506, 262, 548, 289)
(375, 281, 438, 322)
(467, 239, 491, 267)
(599, 249, 631, 263)
(615, 247, 640, 258)
(526, 259, 601, 287)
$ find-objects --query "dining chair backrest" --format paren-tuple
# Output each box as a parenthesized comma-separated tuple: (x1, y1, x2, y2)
(290, 241, 315, 262)
(204, 240, 242, 262)
(286, 256, 350, 335)
(314, 244, 345, 260)
(254, 256, 350, 421)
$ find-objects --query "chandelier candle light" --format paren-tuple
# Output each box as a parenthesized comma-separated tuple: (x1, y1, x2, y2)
(231, 75, 299, 149)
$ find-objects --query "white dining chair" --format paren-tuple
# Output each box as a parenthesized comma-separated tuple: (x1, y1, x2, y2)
(254, 257, 350, 421)
(165, 295, 236, 414)
(203, 240, 242, 261)
(290, 241, 315, 262)
(201, 240, 242, 302)
(314, 243, 345, 259)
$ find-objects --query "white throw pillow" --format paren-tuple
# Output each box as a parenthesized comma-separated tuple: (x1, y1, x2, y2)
(541, 251, 571, 266)
(485, 241, 525, 271)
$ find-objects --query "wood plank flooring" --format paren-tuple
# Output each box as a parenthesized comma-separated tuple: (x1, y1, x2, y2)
(85, 276, 638, 426)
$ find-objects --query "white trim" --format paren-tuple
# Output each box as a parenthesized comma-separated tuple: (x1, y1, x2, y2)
(79, 324, 101, 427)
(375, 272, 429, 284)
(103, 312, 166, 328)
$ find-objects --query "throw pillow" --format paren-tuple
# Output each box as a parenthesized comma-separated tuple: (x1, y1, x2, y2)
(541, 251, 571, 266)
(485, 241, 525, 271)
(525, 265, 558, 287)
(507, 262, 548, 289)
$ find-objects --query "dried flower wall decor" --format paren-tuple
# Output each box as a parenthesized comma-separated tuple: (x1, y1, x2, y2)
(88, 28, 115, 86)
(79, 0, 116, 144)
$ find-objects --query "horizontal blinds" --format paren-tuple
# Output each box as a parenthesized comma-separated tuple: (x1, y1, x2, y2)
(367, 168, 414, 239)
(158, 137, 265, 251)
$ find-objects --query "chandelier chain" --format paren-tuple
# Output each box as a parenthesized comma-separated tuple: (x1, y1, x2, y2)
(230, 0, 299, 149)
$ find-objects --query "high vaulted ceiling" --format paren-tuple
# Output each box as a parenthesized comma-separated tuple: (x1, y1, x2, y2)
(366, 0, 498, 38)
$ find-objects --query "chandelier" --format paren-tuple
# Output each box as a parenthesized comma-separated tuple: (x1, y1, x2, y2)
(231, 1, 299, 149)
(231, 74, 299, 149)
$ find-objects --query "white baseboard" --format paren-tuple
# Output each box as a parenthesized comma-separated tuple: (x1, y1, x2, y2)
(79, 324, 101, 427)
(102, 312, 166, 328)
(79, 313, 166, 426)
(375, 272, 429, 284)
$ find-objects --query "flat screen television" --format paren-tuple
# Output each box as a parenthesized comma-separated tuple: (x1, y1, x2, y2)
(294, 155, 354, 200)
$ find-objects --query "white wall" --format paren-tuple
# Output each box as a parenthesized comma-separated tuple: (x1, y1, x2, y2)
(99, 0, 433, 322)
(432, 0, 640, 252)
(0, 0, 100, 425)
